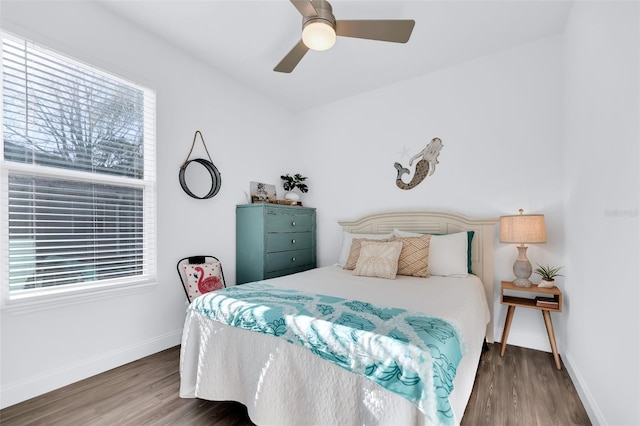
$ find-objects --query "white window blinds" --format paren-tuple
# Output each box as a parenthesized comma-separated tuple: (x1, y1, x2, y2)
(2, 33, 156, 297)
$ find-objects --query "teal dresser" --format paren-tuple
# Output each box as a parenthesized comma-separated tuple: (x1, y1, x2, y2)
(236, 204, 316, 284)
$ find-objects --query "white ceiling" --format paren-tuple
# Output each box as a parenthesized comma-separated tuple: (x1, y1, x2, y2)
(97, 0, 573, 111)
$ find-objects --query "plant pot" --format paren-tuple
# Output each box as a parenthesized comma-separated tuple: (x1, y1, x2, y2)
(538, 279, 555, 288)
(285, 191, 300, 203)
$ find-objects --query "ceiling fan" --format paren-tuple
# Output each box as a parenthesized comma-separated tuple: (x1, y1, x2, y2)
(274, 0, 415, 73)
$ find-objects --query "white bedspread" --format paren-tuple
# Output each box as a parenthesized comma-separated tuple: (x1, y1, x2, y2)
(180, 266, 490, 425)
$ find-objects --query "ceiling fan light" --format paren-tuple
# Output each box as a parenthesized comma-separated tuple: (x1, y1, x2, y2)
(302, 20, 336, 51)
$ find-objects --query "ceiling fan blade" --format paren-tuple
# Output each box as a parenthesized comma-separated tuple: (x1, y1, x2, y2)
(274, 39, 310, 73)
(335, 20, 415, 43)
(290, 0, 317, 18)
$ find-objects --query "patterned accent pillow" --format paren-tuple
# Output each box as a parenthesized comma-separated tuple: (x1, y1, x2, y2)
(393, 234, 432, 277)
(182, 262, 224, 302)
(343, 237, 391, 270)
(353, 240, 403, 280)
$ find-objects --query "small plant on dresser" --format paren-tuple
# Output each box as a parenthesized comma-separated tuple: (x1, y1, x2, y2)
(281, 173, 308, 203)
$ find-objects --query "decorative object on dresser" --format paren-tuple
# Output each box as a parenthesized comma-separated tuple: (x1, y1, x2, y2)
(280, 173, 308, 204)
(499, 281, 563, 370)
(394, 137, 443, 190)
(534, 264, 563, 288)
(179, 130, 222, 199)
(249, 181, 277, 203)
(236, 204, 316, 284)
(499, 209, 547, 287)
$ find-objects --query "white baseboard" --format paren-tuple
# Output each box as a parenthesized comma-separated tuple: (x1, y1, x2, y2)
(0, 329, 183, 409)
(562, 350, 605, 425)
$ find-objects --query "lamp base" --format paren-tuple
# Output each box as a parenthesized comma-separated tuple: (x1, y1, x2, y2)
(512, 277, 532, 287)
(512, 246, 533, 287)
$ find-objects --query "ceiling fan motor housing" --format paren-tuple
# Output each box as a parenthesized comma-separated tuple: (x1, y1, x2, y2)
(303, 0, 336, 28)
(302, 0, 336, 51)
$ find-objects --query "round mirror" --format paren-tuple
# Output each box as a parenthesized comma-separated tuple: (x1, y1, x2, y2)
(179, 158, 221, 199)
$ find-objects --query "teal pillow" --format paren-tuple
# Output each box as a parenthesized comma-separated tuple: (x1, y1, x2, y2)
(466, 231, 475, 274)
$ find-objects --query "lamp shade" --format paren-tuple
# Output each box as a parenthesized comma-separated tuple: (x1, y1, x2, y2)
(499, 213, 547, 244)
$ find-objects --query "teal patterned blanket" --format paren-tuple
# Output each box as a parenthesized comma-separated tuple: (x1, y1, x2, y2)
(189, 282, 464, 425)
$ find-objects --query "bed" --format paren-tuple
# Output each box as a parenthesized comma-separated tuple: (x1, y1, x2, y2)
(180, 210, 498, 425)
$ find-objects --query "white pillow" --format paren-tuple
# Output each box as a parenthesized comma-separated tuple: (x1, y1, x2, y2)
(429, 232, 469, 277)
(394, 229, 469, 277)
(337, 231, 393, 266)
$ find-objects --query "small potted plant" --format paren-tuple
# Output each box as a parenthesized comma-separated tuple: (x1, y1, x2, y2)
(280, 173, 308, 203)
(534, 264, 563, 288)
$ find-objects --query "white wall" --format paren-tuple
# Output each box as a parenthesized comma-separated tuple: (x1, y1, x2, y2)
(0, 1, 293, 408)
(294, 35, 566, 352)
(563, 2, 640, 425)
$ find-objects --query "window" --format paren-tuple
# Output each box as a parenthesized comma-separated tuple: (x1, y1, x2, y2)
(1, 33, 156, 303)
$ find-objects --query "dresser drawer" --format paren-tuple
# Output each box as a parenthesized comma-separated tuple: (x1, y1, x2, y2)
(265, 211, 313, 233)
(266, 232, 313, 252)
(266, 249, 314, 273)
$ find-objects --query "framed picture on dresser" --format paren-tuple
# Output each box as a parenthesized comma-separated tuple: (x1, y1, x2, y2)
(249, 181, 276, 203)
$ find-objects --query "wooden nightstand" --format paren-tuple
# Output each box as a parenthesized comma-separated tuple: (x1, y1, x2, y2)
(500, 280, 563, 370)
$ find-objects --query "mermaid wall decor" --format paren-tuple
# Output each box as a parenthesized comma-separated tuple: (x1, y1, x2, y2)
(394, 137, 443, 190)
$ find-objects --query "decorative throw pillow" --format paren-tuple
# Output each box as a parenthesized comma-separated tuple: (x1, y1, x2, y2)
(393, 234, 431, 277)
(343, 237, 392, 270)
(182, 262, 224, 302)
(337, 232, 393, 266)
(352, 240, 403, 280)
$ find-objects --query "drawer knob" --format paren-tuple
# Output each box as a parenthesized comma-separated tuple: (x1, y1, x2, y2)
(291, 257, 296, 262)
(291, 239, 296, 244)
(291, 221, 296, 226)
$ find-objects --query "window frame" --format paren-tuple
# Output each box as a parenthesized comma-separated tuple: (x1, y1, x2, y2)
(0, 32, 157, 312)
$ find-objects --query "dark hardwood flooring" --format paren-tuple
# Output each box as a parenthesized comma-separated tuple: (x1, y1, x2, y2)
(0, 344, 590, 425)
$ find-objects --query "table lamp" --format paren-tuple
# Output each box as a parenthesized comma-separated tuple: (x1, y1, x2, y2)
(499, 209, 547, 287)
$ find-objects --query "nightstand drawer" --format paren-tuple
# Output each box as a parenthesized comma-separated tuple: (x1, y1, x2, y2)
(266, 249, 314, 273)
(266, 233, 313, 252)
(265, 212, 313, 233)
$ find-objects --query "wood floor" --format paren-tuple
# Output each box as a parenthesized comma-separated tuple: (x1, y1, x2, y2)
(462, 344, 591, 425)
(0, 344, 591, 425)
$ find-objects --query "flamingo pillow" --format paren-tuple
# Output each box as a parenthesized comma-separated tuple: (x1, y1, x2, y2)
(182, 261, 224, 302)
